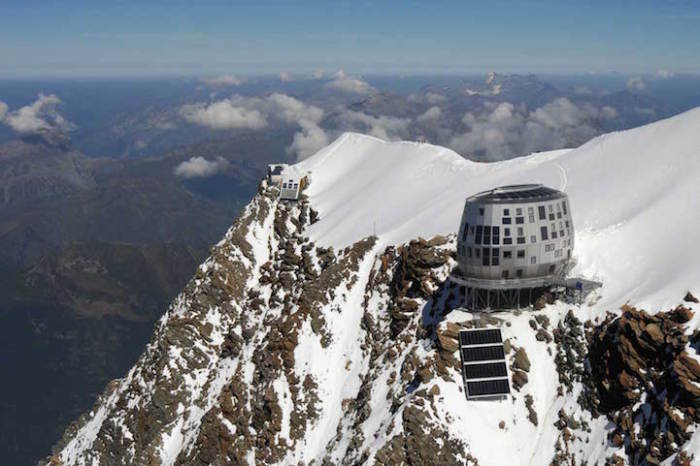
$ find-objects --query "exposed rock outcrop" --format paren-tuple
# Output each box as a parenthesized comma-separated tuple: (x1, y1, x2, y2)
(587, 305, 700, 464)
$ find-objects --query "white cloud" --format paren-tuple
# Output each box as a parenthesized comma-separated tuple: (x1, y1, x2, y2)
(288, 120, 329, 160)
(449, 98, 617, 160)
(174, 156, 229, 178)
(180, 93, 328, 160)
(267, 93, 323, 125)
(180, 100, 267, 129)
(265, 93, 328, 160)
(1, 93, 75, 135)
(200, 75, 245, 86)
(627, 76, 646, 91)
(417, 106, 441, 123)
(279, 72, 293, 82)
(340, 111, 411, 140)
(424, 92, 447, 104)
(326, 69, 375, 94)
(655, 69, 675, 79)
(311, 70, 325, 79)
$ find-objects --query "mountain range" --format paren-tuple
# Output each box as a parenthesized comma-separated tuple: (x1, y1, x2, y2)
(45, 107, 700, 465)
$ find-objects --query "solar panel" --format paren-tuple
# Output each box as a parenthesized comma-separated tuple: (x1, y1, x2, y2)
(459, 327, 511, 399)
(461, 345, 505, 363)
(459, 328, 502, 346)
(466, 379, 511, 397)
(463, 362, 508, 379)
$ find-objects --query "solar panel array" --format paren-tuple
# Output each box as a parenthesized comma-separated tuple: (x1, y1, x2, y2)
(458, 327, 511, 399)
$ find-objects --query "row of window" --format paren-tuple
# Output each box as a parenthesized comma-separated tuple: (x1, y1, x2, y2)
(462, 220, 570, 245)
(477, 202, 569, 222)
(459, 244, 571, 261)
(282, 182, 299, 190)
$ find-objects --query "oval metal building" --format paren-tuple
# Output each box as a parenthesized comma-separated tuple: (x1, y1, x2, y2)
(455, 184, 574, 309)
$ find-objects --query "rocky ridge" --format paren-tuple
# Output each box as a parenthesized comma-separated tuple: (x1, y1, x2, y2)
(45, 178, 700, 466)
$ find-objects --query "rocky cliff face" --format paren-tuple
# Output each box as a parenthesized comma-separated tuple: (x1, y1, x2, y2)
(45, 179, 700, 466)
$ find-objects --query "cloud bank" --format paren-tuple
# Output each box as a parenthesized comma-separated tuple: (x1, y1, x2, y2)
(180, 93, 328, 159)
(0, 94, 75, 135)
(449, 98, 616, 160)
(417, 106, 441, 123)
(200, 75, 245, 87)
(180, 100, 268, 129)
(326, 70, 375, 94)
(174, 156, 229, 178)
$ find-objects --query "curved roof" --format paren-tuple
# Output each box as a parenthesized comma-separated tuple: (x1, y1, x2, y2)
(466, 184, 566, 204)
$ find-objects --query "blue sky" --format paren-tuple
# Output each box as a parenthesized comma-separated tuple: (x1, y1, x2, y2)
(1, 0, 698, 77)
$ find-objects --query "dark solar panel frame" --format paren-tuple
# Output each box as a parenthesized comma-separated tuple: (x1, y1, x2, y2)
(466, 379, 511, 397)
(461, 345, 505, 363)
(463, 362, 508, 379)
(459, 328, 502, 346)
(458, 327, 511, 398)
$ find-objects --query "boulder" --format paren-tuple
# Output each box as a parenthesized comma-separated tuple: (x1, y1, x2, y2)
(513, 347, 531, 372)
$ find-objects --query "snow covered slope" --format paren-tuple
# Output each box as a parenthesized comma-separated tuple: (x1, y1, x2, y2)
(300, 107, 700, 312)
(46, 108, 700, 466)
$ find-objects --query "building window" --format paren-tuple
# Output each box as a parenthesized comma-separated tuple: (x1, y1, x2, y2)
(492, 248, 500, 266)
(517, 237, 526, 244)
(467, 247, 472, 258)
(503, 250, 512, 259)
(475, 225, 483, 244)
(503, 208, 510, 216)
(528, 207, 535, 223)
(549, 213, 555, 221)
(492, 226, 500, 245)
(482, 248, 490, 266)
(530, 256, 536, 264)
(461, 222, 470, 241)
(552, 231, 558, 239)
(475, 248, 481, 258)
(483, 226, 491, 245)
(502, 217, 512, 224)
(565, 220, 569, 228)
(517, 250, 525, 258)
(479, 208, 484, 216)
(549, 264, 556, 273)
(557, 211, 562, 219)
(282, 183, 288, 189)
(562, 202, 568, 215)
(530, 235, 536, 243)
(540, 226, 548, 240)
(559, 230, 565, 237)
(503, 238, 513, 245)
(516, 269, 524, 278)
(504, 228, 511, 236)
(501, 270, 509, 279)
(538, 206, 546, 220)
(517, 227, 524, 236)
(515, 216, 524, 224)
(516, 208, 522, 215)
